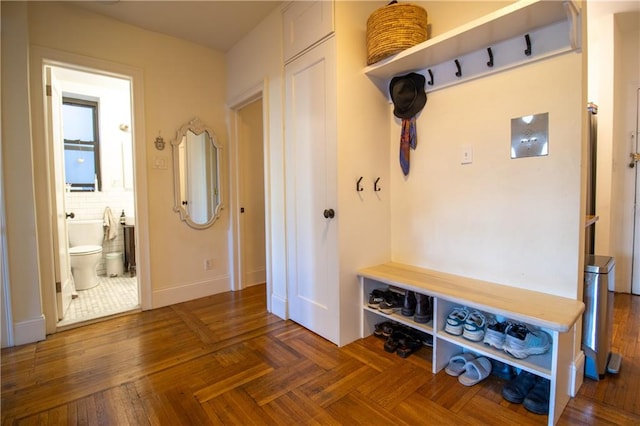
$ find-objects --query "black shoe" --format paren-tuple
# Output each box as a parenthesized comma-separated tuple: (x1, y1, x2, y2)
(396, 332, 423, 358)
(490, 359, 517, 381)
(368, 288, 388, 309)
(502, 370, 537, 404)
(401, 290, 417, 316)
(379, 291, 404, 314)
(523, 378, 550, 415)
(384, 331, 403, 353)
(414, 293, 432, 323)
(374, 321, 395, 338)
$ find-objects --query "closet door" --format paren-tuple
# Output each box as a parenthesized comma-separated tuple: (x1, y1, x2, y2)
(285, 37, 338, 343)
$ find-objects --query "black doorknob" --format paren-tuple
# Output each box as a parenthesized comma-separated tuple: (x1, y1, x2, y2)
(66, 212, 75, 219)
(323, 209, 335, 219)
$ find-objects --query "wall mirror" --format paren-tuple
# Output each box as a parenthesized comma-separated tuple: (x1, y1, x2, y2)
(171, 117, 222, 229)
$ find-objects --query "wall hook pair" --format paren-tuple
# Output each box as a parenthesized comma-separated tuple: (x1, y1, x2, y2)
(356, 177, 381, 192)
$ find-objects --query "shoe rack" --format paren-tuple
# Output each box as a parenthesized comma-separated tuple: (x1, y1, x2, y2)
(358, 262, 584, 426)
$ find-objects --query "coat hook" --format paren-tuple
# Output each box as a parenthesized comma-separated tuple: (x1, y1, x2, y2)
(427, 69, 434, 86)
(454, 59, 462, 77)
(356, 176, 364, 192)
(524, 34, 532, 56)
(374, 177, 381, 192)
(486, 47, 494, 67)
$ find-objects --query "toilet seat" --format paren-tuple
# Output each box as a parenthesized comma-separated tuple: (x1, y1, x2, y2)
(69, 245, 103, 256)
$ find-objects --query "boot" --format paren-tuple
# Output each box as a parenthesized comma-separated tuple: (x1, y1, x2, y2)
(401, 290, 416, 316)
(414, 293, 432, 323)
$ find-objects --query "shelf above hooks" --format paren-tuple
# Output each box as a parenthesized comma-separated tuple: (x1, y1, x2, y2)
(364, 0, 581, 99)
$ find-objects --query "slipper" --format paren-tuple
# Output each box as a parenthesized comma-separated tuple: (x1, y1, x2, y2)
(458, 357, 492, 386)
(444, 352, 476, 376)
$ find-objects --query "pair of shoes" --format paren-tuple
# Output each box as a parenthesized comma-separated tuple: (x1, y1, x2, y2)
(502, 371, 550, 414)
(401, 290, 433, 323)
(445, 307, 487, 341)
(383, 328, 423, 358)
(483, 319, 552, 359)
(373, 320, 395, 338)
(445, 353, 492, 386)
(503, 323, 552, 359)
(368, 288, 404, 314)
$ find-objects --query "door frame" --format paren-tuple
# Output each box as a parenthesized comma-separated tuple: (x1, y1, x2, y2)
(227, 80, 272, 306)
(30, 47, 151, 333)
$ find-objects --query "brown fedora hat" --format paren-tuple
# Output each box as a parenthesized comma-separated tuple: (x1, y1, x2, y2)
(389, 72, 427, 119)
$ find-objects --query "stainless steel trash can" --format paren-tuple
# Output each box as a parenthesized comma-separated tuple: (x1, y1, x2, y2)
(582, 255, 616, 380)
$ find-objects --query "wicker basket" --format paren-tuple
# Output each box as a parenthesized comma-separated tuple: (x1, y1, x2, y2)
(366, 3, 428, 66)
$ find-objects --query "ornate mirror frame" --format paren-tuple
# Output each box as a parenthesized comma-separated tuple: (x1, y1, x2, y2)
(171, 117, 223, 229)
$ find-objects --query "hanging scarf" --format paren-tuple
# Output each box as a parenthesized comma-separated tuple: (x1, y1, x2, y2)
(399, 116, 417, 176)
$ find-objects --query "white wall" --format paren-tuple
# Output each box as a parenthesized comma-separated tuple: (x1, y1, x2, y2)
(390, 52, 584, 299)
(1, 3, 46, 345)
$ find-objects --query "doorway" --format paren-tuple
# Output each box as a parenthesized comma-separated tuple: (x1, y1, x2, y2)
(233, 98, 267, 291)
(46, 64, 140, 328)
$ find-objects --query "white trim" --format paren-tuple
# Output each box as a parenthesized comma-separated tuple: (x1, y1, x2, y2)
(570, 350, 585, 397)
(1, 146, 14, 348)
(13, 315, 46, 346)
(152, 276, 231, 308)
(30, 46, 152, 330)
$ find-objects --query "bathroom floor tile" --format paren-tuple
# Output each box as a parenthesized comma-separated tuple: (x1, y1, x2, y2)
(57, 275, 139, 327)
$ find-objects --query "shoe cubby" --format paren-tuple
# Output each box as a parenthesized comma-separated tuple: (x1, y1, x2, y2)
(361, 277, 434, 338)
(358, 262, 585, 426)
(434, 299, 553, 379)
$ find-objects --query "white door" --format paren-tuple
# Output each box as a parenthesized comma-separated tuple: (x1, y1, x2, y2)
(46, 67, 74, 319)
(238, 99, 266, 287)
(285, 37, 339, 343)
(632, 88, 640, 295)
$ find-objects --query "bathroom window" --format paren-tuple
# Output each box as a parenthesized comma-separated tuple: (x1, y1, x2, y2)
(62, 97, 102, 192)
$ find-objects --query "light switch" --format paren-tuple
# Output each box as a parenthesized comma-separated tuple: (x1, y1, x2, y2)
(153, 156, 168, 169)
(461, 145, 473, 164)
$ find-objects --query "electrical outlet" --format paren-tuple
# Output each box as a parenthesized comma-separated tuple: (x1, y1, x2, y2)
(204, 259, 212, 270)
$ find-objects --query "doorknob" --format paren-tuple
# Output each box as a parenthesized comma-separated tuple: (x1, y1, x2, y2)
(66, 212, 75, 219)
(323, 209, 335, 219)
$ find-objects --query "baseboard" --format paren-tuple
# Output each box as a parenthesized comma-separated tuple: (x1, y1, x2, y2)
(570, 350, 585, 397)
(13, 314, 46, 346)
(270, 292, 287, 319)
(245, 268, 266, 287)
(152, 275, 230, 308)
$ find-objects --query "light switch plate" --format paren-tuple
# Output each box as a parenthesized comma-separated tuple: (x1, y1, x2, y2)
(511, 112, 549, 159)
(461, 145, 473, 164)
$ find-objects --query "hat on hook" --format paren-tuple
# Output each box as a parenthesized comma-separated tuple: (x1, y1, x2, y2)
(389, 72, 427, 119)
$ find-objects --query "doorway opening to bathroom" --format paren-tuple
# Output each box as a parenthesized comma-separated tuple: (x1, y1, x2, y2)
(47, 64, 140, 328)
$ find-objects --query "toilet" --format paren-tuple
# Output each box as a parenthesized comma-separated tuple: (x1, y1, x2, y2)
(68, 219, 104, 290)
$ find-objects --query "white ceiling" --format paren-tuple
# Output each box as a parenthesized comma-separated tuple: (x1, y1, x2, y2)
(71, 1, 283, 52)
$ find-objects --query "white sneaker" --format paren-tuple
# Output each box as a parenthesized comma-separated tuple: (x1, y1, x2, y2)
(503, 323, 551, 359)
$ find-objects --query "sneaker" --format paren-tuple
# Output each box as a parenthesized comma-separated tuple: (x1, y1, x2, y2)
(523, 377, 551, 415)
(502, 370, 538, 404)
(378, 291, 404, 314)
(444, 307, 470, 336)
(483, 318, 513, 349)
(368, 288, 388, 308)
(503, 323, 551, 359)
(462, 310, 486, 342)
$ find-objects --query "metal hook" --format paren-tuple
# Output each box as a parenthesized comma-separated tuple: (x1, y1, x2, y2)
(356, 176, 364, 192)
(454, 59, 462, 77)
(374, 177, 381, 192)
(427, 69, 434, 86)
(524, 34, 532, 56)
(486, 47, 494, 67)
